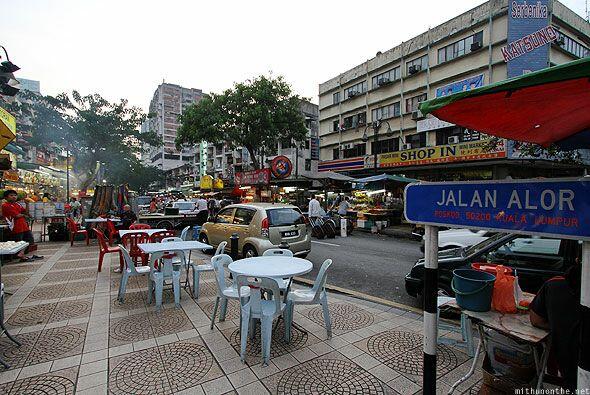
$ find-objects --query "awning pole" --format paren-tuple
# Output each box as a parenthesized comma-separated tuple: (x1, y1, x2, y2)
(423, 225, 439, 394)
(579, 241, 590, 390)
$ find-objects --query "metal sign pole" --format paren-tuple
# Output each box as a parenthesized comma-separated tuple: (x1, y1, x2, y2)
(579, 241, 590, 390)
(423, 225, 439, 394)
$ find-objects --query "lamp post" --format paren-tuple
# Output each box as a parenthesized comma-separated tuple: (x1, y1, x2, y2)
(362, 120, 393, 174)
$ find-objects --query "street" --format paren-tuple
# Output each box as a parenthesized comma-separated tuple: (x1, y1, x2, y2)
(301, 231, 423, 308)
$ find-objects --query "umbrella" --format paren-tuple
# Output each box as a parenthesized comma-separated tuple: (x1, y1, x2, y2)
(419, 57, 590, 149)
(304, 171, 356, 182)
(354, 173, 417, 183)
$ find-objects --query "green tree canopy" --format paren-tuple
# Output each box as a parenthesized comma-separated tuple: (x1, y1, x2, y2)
(176, 75, 308, 169)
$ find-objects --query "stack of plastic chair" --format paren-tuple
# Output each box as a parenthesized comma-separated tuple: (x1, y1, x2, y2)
(105, 219, 119, 245)
(121, 232, 150, 266)
(147, 249, 182, 309)
(210, 253, 250, 328)
(66, 217, 89, 246)
(150, 230, 176, 243)
(237, 275, 290, 366)
(285, 259, 333, 339)
(118, 245, 151, 302)
(129, 223, 151, 230)
(191, 241, 226, 300)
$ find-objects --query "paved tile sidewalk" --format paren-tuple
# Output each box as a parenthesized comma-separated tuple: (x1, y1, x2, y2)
(0, 242, 483, 394)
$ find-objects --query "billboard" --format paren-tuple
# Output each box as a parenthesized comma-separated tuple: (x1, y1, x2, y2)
(234, 169, 270, 186)
(506, 0, 552, 77)
(404, 178, 590, 240)
(435, 74, 484, 98)
(375, 139, 506, 168)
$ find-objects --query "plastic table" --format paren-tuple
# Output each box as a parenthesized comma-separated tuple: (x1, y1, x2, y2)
(118, 229, 166, 237)
(84, 218, 121, 223)
(228, 256, 313, 278)
(137, 240, 212, 254)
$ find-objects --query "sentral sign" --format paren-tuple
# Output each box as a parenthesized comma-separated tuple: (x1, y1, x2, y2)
(506, 0, 552, 77)
(404, 178, 590, 240)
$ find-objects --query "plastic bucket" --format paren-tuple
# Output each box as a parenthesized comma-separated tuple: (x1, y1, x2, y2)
(452, 269, 496, 312)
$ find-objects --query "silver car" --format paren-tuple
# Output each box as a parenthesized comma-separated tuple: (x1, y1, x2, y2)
(198, 203, 311, 257)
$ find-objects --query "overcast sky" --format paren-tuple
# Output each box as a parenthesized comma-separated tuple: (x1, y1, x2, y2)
(2, 0, 587, 111)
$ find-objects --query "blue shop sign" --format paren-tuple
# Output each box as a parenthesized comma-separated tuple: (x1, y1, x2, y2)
(404, 178, 590, 240)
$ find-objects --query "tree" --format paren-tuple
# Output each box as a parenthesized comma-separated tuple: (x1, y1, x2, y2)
(1, 90, 162, 191)
(176, 75, 308, 169)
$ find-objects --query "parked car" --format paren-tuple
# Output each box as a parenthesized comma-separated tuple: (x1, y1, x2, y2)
(406, 233, 581, 299)
(198, 203, 312, 258)
(420, 228, 494, 252)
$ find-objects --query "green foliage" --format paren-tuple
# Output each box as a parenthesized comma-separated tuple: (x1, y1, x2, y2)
(176, 75, 308, 169)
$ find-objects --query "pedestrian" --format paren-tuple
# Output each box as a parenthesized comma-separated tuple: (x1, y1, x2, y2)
(1, 190, 43, 262)
(118, 204, 137, 230)
(308, 195, 321, 220)
(196, 195, 209, 225)
(337, 196, 351, 216)
(70, 198, 81, 217)
(149, 198, 158, 213)
(530, 263, 581, 391)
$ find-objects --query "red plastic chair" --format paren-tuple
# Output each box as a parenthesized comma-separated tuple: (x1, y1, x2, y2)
(105, 219, 119, 246)
(129, 223, 151, 230)
(121, 232, 150, 266)
(66, 217, 89, 246)
(94, 229, 123, 272)
(150, 230, 176, 243)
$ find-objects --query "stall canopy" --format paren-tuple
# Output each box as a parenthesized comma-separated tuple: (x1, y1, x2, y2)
(354, 173, 417, 183)
(419, 57, 590, 149)
(304, 171, 356, 182)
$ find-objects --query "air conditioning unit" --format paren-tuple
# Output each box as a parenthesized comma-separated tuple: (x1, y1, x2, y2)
(411, 110, 424, 120)
(348, 91, 359, 98)
(342, 143, 352, 150)
(377, 77, 391, 86)
(470, 41, 483, 52)
(408, 65, 421, 75)
(402, 143, 413, 150)
(448, 136, 460, 144)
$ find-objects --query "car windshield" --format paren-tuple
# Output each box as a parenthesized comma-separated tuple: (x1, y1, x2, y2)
(266, 208, 305, 226)
(174, 202, 194, 210)
(463, 232, 509, 257)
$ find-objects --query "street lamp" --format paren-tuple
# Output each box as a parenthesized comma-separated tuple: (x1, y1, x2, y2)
(362, 120, 394, 174)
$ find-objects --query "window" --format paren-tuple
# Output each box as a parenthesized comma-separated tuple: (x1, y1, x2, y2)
(436, 127, 481, 145)
(438, 31, 483, 64)
(344, 81, 368, 99)
(233, 208, 255, 226)
(406, 55, 428, 75)
(215, 208, 234, 224)
(371, 67, 401, 88)
(266, 208, 305, 226)
(304, 140, 310, 149)
(343, 143, 366, 158)
(343, 112, 366, 129)
(371, 102, 400, 121)
(333, 148, 340, 160)
(371, 138, 399, 154)
(483, 236, 565, 269)
(333, 120, 340, 132)
(333, 92, 341, 104)
(557, 32, 590, 58)
(405, 133, 426, 149)
(164, 154, 180, 160)
(405, 93, 427, 113)
(305, 159, 312, 171)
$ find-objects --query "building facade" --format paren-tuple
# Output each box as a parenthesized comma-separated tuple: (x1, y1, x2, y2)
(318, 0, 590, 180)
(144, 82, 203, 172)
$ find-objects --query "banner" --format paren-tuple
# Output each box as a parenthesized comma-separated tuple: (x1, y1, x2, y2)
(235, 169, 270, 186)
(404, 178, 590, 240)
(200, 175, 213, 190)
(0, 107, 17, 151)
(375, 139, 506, 168)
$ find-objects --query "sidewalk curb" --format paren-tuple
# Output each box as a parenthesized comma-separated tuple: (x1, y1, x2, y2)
(293, 277, 424, 314)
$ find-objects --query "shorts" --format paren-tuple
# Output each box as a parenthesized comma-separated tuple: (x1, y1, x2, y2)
(11, 231, 34, 253)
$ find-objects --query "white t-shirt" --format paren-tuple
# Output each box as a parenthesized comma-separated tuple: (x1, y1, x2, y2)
(196, 199, 208, 212)
(308, 199, 321, 218)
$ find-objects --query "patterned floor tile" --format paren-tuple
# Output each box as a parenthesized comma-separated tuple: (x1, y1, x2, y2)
(0, 367, 77, 394)
(307, 302, 379, 334)
(109, 308, 193, 346)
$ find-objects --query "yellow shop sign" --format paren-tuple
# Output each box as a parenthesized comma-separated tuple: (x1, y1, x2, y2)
(376, 139, 506, 168)
(0, 107, 17, 151)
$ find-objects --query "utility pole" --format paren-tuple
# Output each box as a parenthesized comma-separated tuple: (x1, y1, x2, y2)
(66, 149, 70, 200)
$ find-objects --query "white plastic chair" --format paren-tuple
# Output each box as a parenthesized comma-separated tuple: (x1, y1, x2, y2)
(262, 248, 293, 290)
(147, 249, 182, 309)
(118, 245, 151, 302)
(191, 241, 226, 300)
(286, 259, 333, 338)
(210, 253, 250, 329)
(236, 275, 290, 366)
(180, 226, 191, 241)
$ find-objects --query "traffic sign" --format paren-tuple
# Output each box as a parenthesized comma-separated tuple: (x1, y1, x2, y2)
(404, 177, 590, 240)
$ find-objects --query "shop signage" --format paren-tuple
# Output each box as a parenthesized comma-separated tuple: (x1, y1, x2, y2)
(435, 74, 484, 98)
(235, 169, 270, 186)
(310, 137, 320, 161)
(404, 178, 590, 241)
(270, 155, 293, 179)
(200, 175, 213, 189)
(319, 157, 365, 172)
(0, 107, 17, 151)
(2, 170, 19, 182)
(506, 0, 552, 77)
(375, 139, 506, 168)
(213, 178, 224, 190)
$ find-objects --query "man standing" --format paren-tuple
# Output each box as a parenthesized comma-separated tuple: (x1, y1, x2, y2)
(196, 196, 209, 225)
(70, 198, 82, 218)
(1, 190, 42, 262)
(308, 195, 321, 220)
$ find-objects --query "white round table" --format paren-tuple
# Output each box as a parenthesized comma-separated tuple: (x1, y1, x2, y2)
(228, 256, 313, 278)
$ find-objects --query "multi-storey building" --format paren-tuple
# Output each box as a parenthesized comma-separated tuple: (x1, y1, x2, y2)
(318, 0, 590, 181)
(144, 82, 203, 172)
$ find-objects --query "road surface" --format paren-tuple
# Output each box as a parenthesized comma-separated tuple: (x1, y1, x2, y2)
(301, 231, 423, 308)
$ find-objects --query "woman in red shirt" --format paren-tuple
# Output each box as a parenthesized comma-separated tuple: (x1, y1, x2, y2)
(2, 190, 42, 262)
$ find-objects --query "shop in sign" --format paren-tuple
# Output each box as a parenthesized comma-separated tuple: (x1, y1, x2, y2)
(373, 139, 506, 168)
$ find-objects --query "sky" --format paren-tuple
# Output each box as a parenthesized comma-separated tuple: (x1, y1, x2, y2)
(1, 0, 587, 112)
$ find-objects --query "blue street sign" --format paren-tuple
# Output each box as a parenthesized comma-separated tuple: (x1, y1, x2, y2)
(404, 178, 590, 240)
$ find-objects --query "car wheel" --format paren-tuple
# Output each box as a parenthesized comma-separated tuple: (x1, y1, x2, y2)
(199, 234, 214, 255)
(243, 245, 258, 258)
(156, 220, 174, 230)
